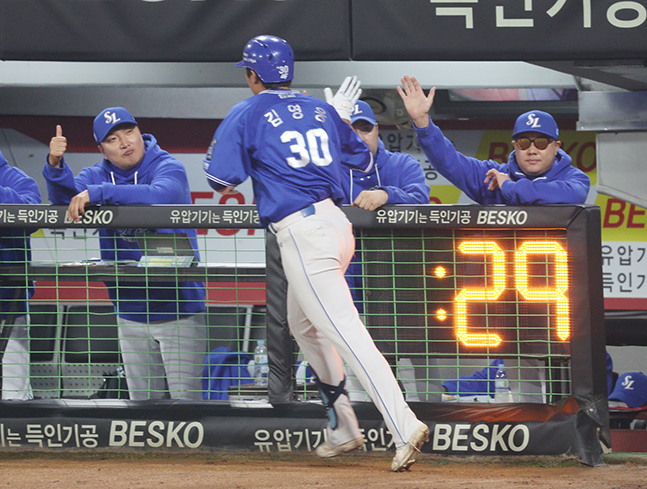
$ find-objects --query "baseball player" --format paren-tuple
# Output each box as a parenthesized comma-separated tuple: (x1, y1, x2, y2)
(43, 109, 208, 401)
(203, 34, 429, 472)
(0, 149, 41, 400)
(265, 98, 432, 404)
(397, 75, 590, 204)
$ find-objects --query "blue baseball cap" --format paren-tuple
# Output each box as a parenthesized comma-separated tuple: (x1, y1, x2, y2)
(512, 110, 559, 140)
(93, 107, 138, 143)
(351, 100, 377, 126)
(609, 372, 647, 408)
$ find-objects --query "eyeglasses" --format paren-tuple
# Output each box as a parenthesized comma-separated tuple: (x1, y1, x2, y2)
(514, 136, 554, 151)
(352, 120, 376, 133)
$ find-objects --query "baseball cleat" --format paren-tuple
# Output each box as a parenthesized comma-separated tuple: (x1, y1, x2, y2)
(391, 423, 430, 472)
(315, 436, 365, 458)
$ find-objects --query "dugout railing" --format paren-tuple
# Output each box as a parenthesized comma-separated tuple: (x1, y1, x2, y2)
(0, 204, 607, 465)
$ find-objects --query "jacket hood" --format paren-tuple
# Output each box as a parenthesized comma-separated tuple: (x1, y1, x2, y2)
(508, 148, 573, 181)
(97, 134, 164, 184)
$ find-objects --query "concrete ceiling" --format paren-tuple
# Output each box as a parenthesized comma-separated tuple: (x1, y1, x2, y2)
(0, 59, 627, 121)
(533, 60, 647, 92)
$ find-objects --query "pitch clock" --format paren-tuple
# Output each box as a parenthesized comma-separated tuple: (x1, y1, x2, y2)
(345, 205, 604, 362)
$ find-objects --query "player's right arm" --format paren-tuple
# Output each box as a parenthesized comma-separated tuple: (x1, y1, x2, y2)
(398, 79, 501, 204)
(42, 125, 92, 204)
(324, 76, 362, 122)
(203, 103, 251, 191)
(414, 120, 504, 204)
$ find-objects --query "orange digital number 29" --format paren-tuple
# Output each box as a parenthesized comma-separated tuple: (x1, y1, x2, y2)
(455, 240, 569, 348)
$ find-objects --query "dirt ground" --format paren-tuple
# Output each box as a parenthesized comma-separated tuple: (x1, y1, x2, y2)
(0, 451, 646, 489)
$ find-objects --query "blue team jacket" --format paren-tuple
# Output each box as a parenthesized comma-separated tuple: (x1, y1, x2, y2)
(42, 134, 206, 322)
(0, 151, 41, 318)
(341, 139, 431, 312)
(414, 117, 590, 205)
(340, 139, 430, 206)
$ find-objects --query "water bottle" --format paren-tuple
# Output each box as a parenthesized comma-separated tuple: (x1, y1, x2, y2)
(253, 340, 268, 387)
(494, 363, 513, 403)
(295, 360, 310, 385)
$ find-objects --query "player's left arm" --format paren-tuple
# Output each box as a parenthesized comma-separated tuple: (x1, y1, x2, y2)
(214, 186, 237, 195)
(377, 154, 431, 204)
(87, 162, 191, 205)
(484, 168, 511, 191)
(500, 173, 591, 204)
(334, 111, 374, 174)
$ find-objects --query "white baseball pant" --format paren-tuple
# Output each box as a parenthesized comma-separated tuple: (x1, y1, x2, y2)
(271, 198, 423, 448)
(2, 315, 33, 400)
(117, 314, 207, 400)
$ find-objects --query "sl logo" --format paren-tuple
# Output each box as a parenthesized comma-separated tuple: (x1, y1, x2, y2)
(525, 113, 542, 129)
(104, 111, 121, 125)
(622, 375, 635, 390)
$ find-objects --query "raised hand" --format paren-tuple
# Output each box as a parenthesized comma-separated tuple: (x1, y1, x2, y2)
(324, 76, 362, 121)
(48, 125, 67, 167)
(396, 75, 436, 129)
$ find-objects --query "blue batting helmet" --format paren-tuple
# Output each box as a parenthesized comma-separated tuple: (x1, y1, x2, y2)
(235, 35, 294, 84)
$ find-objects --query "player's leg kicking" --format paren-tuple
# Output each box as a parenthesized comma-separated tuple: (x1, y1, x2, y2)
(287, 288, 365, 454)
(274, 199, 429, 470)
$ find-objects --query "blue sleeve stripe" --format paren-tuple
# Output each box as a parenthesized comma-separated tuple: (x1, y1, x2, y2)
(204, 172, 235, 187)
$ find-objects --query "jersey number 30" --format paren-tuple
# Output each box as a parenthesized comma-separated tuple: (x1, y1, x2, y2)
(281, 129, 332, 168)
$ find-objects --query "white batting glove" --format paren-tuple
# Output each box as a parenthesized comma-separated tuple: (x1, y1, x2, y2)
(324, 76, 362, 121)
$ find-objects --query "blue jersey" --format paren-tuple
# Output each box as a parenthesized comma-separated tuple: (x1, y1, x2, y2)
(204, 89, 373, 227)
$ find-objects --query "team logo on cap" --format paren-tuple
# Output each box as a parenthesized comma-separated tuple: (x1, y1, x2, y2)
(103, 111, 122, 126)
(622, 375, 636, 390)
(525, 113, 543, 129)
